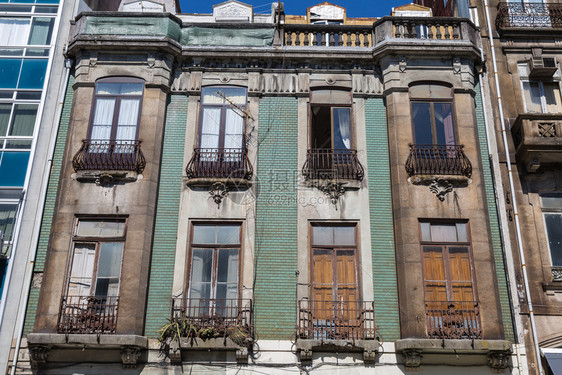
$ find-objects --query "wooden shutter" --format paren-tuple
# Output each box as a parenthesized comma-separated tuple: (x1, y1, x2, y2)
(449, 247, 474, 302)
(68, 243, 96, 297)
(423, 247, 448, 302)
(312, 249, 333, 319)
(335, 249, 358, 319)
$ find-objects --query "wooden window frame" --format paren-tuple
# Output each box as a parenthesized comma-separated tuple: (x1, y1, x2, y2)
(196, 86, 248, 150)
(186, 221, 244, 301)
(64, 217, 128, 298)
(419, 220, 477, 302)
(308, 104, 354, 150)
(309, 222, 361, 302)
(87, 77, 145, 141)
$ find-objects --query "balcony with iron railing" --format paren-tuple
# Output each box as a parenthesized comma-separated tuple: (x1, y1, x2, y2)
(511, 114, 562, 171)
(496, 2, 562, 30)
(302, 149, 364, 181)
(185, 148, 253, 180)
(57, 295, 119, 334)
(72, 140, 146, 174)
(405, 144, 472, 179)
(425, 300, 482, 339)
(171, 298, 253, 342)
(297, 299, 376, 341)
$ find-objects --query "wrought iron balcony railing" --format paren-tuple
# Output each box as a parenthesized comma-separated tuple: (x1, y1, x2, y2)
(405, 144, 472, 178)
(302, 149, 364, 181)
(425, 300, 481, 339)
(185, 148, 253, 180)
(283, 24, 373, 47)
(496, 2, 562, 29)
(57, 295, 119, 334)
(171, 298, 253, 339)
(297, 299, 376, 341)
(72, 140, 146, 173)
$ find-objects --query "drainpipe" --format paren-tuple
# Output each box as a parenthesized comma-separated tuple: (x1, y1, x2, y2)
(483, 1, 543, 374)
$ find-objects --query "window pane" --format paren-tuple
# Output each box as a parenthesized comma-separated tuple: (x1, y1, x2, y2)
(67, 243, 95, 296)
(312, 226, 334, 245)
(28, 17, 54, 45)
(189, 249, 212, 300)
(543, 82, 562, 113)
(5, 140, 32, 149)
(116, 99, 139, 141)
(434, 103, 455, 145)
(220, 87, 246, 105)
(0, 151, 29, 186)
(0, 204, 18, 241)
(412, 102, 433, 144)
(542, 195, 562, 209)
(91, 98, 115, 140)
(333, 108, 351, 150)
(334, 226, 355, 245)
(9, 104, 37, 136)
(216, 225, 240, 244)
(200, 107, 221, 149)
(0, 104, 11, 136)
(96, 242, 123, 278)
(456, 223, 468, 242)
(201, 87, 224, 104)
(522, 81, 542, 113)
(430, 224, 458, 242)
(76, 220, 126, 237)
(0, 59, 22, 89)
(224, 108, 243, 149)
(0, 18, 30, 46)
(420, 222, 431, 241)
(192, 224, 216, 244)
(216, 248, 238, 283)
(96, 82, 143, 96)
(545, 213, 562, 266)
(18, 59, 47, 89)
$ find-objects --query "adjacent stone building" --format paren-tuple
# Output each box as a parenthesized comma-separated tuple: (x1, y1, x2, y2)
(6, 0, 530, 374)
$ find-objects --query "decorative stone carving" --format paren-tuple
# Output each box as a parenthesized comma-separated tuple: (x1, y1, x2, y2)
(300, 348, 313, 361)
(552, 266, 562, 282)
(236, 347, 248, 363)
(171, 70, 202, 92)
(95, 173, 114, 187)
(363, 348, 376, 364)
(488, 351, 510, 369)
(352, 73, 382, 94)
(399, 57, 407, 72)
(120, 346, 142, 368)
(29, 346, 50, 367)
(453, 57, 461, 73)
(169, 340, 181, 364)
(214, 1, 252, 22)
(429, 178, 453, 201)
(209, 182, 229, 206)
(403, 349, 422, 368)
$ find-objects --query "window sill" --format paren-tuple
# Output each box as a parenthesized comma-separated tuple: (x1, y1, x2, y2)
(408, 174, 471, 186)
(168, 337, 251, 364)
(395, 338, 512, 369)
(184, 177, 252, 188)
(295, 338, 379, 363)
(27, 333, 147, 367)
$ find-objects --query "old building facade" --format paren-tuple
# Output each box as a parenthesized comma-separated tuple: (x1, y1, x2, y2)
(5, 0, 532, 374)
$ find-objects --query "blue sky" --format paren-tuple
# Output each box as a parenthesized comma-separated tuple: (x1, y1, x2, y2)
(178, 0, 410, 17)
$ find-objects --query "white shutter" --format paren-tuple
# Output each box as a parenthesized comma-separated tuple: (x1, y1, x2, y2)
(67, 244, 95, 296)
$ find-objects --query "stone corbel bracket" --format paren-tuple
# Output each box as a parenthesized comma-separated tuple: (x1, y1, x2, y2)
(29, 345, 50, 367)
(403, 348, 422, 370)
(209, 181, 229, 207)
(120, 346, 142, 368)
(409, 175, 471, 202)
(487, 350, 511, 370)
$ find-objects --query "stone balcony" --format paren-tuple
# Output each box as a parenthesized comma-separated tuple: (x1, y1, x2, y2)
(511, 113, 562, 172)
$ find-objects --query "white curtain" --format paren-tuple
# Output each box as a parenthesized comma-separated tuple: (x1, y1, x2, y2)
(200, 108, 221, 149)
(116, 98, 139, 142)
(335, 108, 351, 149)
(91, 98, 115, 140)
(0, 18, 30, 46)
(224, 108, 243, 149)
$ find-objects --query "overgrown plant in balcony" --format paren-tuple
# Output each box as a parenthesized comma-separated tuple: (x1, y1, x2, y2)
(157, 316, 252, 357)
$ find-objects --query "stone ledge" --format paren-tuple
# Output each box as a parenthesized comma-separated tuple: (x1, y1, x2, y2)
(73, 170, 141, 185)
(185, 177, 252, 188)
(27, 334, 147, 368)
(395, 339, 512, 370)
(295, 339, 379, 363)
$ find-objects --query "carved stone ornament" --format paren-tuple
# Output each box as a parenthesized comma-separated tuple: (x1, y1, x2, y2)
(399, 58, 407, 73)
(29, 346, 50, 366)
(300, 348, 313, 361)
(429, 178, 453, 201)
(552, 266, 562, 282)
(488, 351, 510, 369)
(403, 349, 422, 368)
(236, 347, 248, 363)
(363, 348, 376, 364)
(318, 181, 347, 206)
(209, 182, 229, 206)
(96, 173, 114, 187)
(120, 346, 142, 368)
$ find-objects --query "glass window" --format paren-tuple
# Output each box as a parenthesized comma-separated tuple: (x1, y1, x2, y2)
(89, 78, 144, 143)
(541, 195, 562, 267)
(28, 17, 55, 45)
(0, 151, 30, 186)
(0, 18, 30, 46)
(0, 59, 22, 89)
(519, 63, 562, 113)
(67, 218, 126, 299)
(0, 204, 18, 251)
(412, 102, 455, 145)
(188, 223, 241, 308)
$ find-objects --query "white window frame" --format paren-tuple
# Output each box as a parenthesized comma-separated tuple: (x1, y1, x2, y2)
(518, 62, 562, 114)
